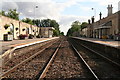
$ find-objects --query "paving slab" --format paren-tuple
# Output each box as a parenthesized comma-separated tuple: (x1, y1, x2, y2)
(0, 37, 59, 55)
(73, 37, 120, 48)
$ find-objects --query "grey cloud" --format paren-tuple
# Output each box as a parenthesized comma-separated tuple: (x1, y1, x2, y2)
(2, 2, 18, 11)
(1, 0, 89, 34)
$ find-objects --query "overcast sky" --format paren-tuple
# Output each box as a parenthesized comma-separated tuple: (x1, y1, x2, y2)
(0, 0, 120, 35)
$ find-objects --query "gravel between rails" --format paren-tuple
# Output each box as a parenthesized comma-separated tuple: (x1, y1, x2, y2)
(71, 38, 120, 80)
(45, 38, 94, 79)
(2, 39, 61, 79)
(2, 39, 58, 72)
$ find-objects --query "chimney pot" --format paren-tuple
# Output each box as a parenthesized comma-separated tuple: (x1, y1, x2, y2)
(99, 12, 102, 20)
(91, 16, 95, 23)
(107, 4, 113, 16)
(88, 19, 91, 24)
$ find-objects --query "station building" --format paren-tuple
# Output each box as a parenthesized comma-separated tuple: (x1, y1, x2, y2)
(86, 5, 120, 39)
(0, 15, 54, 40)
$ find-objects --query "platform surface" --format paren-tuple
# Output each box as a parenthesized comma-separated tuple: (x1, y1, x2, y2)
(73, 37, 120, 49)
(0, 37, 58, 54)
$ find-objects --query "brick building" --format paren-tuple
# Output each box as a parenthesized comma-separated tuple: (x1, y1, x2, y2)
(0, 15, 54, 40)
(86, 5, 120, 39)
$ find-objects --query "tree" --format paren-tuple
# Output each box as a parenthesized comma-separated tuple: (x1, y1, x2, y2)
(40, 19, 51, 27)
(71, 21, 81, 27)
(71, 21, 81, 32)
(32, 19, 41, 26)
(67, 28, 73, 36)
(53, 29, 60, 36)
(67, 21, 88, 37)
(50, 20, 59, 30)
(6, 9, 19, 20)
(67, 21, 81, 36)
(60, 32, 64, 36)
(39, 19, 60, 36)
(80, 22, 88, 30)
(0, 10, 6, 16)
(22, 18, 33, 25)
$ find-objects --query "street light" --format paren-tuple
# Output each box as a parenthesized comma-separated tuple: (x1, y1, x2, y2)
(91, 8, 96, 19)
(91, 8, 96, 38)
(34, 5, 38, 37)
(34, 5, 38, 24)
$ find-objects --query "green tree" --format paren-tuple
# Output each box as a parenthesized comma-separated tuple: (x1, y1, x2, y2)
(67, 29, 72, 36)
(40, 19, 51, 27)
(50, 20, 60, 36)
(50, 20, 59, 30)
(53, 29, 60, 36)
(6, 9, 19, 20)
(80, 22, 88, 30)
(39, 19, 60, 36)
(60, 32, 64, 36)
(32, 19, 41, 26)
(22, 18, 61, 37)
(22, 18, 33, 25)
(0, 10, 6, 16)
(67, 21, 81, 36)
(71, 21, 81, 32)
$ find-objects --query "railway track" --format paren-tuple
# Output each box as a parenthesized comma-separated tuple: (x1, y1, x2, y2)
(2, 39, 58, 72)
(2, 37, 99, 80)
(1, 38, 60, 79)
(1, 37, 120, 80)
(70, 38, 120, 80)
(38, 37, 98, 80)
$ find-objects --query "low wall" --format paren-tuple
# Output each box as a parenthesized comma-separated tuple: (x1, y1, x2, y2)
(71, 37, 120, 64)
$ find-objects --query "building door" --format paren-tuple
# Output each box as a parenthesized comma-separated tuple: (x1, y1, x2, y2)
(10, 23, 14, 39)
(26, 28, 29, 35)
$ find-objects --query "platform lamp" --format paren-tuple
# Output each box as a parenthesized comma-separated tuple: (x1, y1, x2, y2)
(91, 8, 96, 38)
(34, 5, 38, 37)
(92, 8, 96, 20)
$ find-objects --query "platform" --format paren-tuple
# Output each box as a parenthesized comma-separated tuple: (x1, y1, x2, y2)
(0, 37, 59, 55)
(73, 37, 120, 48)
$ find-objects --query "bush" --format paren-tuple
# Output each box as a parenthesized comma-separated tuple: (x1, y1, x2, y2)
(28, 34, 34, 39)
(19, 34, 28, 39)
(36, 35, 41, 38)
(4, 24, 10, 29)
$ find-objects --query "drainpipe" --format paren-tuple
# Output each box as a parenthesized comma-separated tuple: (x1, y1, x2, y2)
(19, 21, 21, 35)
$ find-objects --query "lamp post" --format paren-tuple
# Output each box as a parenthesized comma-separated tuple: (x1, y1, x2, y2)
(91, 8, 96, 19)
(34, 5, 38, 37)
(91, 8, 96, 38)
(34, 5, 38, 25)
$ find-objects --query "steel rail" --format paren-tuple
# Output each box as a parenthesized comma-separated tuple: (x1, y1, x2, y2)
(80, 44, 120, 67)
(72, 38, 120, 67)
(1, 40, 58, 78)
(38, 42, 62, 80)
(71, 43, 99, 80)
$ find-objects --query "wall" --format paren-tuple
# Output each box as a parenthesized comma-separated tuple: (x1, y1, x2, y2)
(40, 27, 54, 38)
(0, 15, 54, 40)
(87, 11, 120, 38)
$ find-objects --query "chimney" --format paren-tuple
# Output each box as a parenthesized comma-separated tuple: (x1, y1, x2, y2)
(88, 19, 91, 24)
(107, 4, 113, 16)
(99, 12, 102, 20)
(91, 16, 95, 23)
